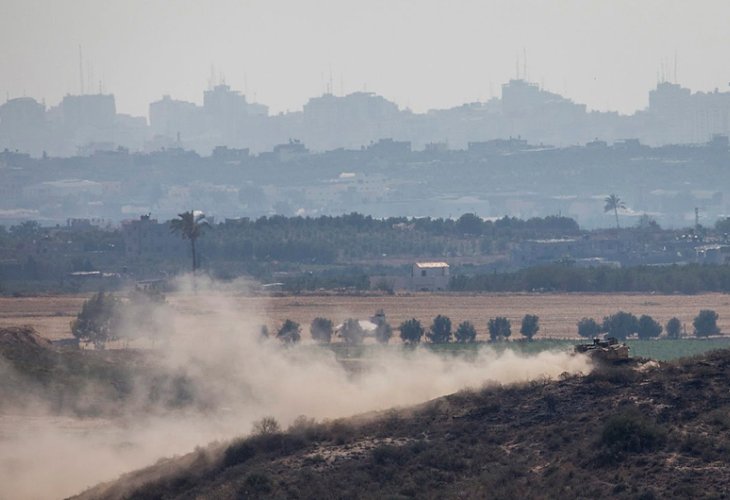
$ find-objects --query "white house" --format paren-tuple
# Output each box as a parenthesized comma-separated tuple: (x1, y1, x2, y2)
(411, 262, 449, 291)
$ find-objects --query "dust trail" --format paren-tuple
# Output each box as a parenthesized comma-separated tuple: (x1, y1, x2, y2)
(0, 276, 591, 499)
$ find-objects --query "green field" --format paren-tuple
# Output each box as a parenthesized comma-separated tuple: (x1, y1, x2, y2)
(326, 337, 730, 362)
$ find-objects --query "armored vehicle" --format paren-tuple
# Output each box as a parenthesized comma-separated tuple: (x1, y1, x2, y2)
(575, 336, 630, 362)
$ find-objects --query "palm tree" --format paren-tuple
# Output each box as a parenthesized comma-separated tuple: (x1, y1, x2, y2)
(170, 210, 209, 272)
(604, 194, 625, 231)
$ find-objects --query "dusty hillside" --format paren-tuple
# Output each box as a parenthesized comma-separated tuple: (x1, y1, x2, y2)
(0, 326, 194, 416)
(73, 351, 730, 499)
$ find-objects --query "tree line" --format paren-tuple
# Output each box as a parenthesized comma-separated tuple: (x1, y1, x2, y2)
(450, 264, 730, 294)
(70, 293, 721, 349)
(578, 310, 720, 340)
(264, 312, 542, 345)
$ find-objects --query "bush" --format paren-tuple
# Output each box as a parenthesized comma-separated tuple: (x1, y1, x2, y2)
(454, 321, 477, 343)
(252, 416, 281, 435)
(277, 319, 301, 343)
(577, 317, 601, 338)
(637, 314, 662, 340)
(240, 473, 272, 495)
(399, 318, 424, 344)
(223, 440, 256, 468)
(602, 311, 639, 340)
(370, 309, 393, 344)
(70, 291, 122, 349)
(340, 318, 365, 345)
(488, 317, 511, 341)
(520, 314, 540, 340)
(427, 314, 452, 344)
(693, 309, 720, 337)
(600, 411, 666, 457)
(310, 317, 333, 343)
(665, 317, 681, 339)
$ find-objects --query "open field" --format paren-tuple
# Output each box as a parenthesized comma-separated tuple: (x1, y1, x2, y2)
(2, 292, 730, 342)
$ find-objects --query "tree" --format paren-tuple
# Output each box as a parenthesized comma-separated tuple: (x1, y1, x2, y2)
(371, 309, 393, 344)
(520, 314, 540, 341)
(454, 321, 477, 343)
(602, 311, 639, 340)
(310, 317, 333, 343)
(577, 317, 602, 338)
(252, 416, 281, 435)
(70, 291, 122, 349)
(488, 317, 511, 341)
(456, 213, 483, 235)
(693, 309, 720, 337)
(604, 194, 626, 231)
(427, 314, 452, 344)
(637, 314, 662, 340)
(399, 318, 424, 345)
(277, 319, 301, 343)
(339, 318, 365, 345)
(170, 210, 209, 272)
(665, 317, 682, 339)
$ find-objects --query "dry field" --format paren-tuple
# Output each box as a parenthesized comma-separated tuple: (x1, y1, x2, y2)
(2, 292, 730, 341)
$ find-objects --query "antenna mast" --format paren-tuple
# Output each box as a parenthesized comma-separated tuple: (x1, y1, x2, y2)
(78, 45, 84, 95)
(523, 48, 527, 81)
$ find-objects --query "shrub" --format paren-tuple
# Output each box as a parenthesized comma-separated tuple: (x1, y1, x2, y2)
(665, 317, 681, 339)
(371, 444, 409, 465)
(399, 318, 424, 344)
(252, 416, 281, 435)
(602, 311, 639, 340)
(600, 411, 666, 457)
(277, 319, 301, 343)
(223, 440, 256, 468)
(340, 318, 365, 345)
(693, 309, 720, 337)
(240, 473, 272, 495)
(427, 314, 452, 344)
(371, 309, 393, 344)
(520, 314, 540, 340)
(70, 291, 122, 349)
(488, 317, 511, 341)
(310, 317, 333, 343)
(454, 321, 477, 343)
(577, 317, 602, 338)
(637, 314, 662, 340)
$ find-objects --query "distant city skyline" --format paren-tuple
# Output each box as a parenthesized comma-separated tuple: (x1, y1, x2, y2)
(2, 0, 730, 118)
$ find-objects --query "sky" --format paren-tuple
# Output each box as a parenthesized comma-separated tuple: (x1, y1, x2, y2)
(1, 0, 729, 118)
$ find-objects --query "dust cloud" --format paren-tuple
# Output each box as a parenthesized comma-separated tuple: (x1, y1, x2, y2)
(0, 276, 591, 499)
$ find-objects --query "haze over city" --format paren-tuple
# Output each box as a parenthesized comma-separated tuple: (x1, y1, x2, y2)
(4, 3, 730, 499)
(3, 0, 730, 117)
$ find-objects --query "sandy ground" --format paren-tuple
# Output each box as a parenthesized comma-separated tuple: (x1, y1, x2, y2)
(2, 292, 730, 341)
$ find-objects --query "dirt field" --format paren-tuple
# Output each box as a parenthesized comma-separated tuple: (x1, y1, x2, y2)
(2, 292, 730, 341)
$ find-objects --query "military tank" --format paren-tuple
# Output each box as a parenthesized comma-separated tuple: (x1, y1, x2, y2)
(574, 336, 630, 363)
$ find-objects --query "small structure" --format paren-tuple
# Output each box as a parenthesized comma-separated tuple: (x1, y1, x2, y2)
(410, 262, 449, 291)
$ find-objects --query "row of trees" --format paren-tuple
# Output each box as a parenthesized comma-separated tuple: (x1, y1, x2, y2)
(267, 313, 541, 345)
(577, 310, 720, 340)
(450, 264, 730, 294)
(271, 309, 721, 345)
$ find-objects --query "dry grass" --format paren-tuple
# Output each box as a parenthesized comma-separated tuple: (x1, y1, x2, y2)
(0, 296, 87, 340)
(3, 292, 730, 341)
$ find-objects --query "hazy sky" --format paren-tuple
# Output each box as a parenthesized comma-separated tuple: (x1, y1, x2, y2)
(2, 0, 729, 117)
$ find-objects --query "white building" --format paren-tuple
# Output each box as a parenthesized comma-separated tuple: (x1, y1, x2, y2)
(411, 262, 450, 291)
